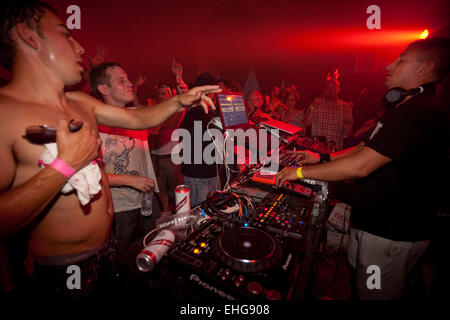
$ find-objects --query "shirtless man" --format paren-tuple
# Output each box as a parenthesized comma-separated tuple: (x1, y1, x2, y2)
(0, 1, 219, 297)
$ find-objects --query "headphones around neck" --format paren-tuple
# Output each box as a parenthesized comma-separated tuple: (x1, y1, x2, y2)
(382, 86, 424, 109)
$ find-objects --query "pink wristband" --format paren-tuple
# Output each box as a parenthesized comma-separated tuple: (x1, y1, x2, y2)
(50, 158, 76, 178)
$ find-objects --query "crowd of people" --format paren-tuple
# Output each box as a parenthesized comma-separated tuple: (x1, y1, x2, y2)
(0, 1, 448, 302)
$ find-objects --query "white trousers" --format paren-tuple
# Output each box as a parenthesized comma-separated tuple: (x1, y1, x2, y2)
(347, 228, 429, 300)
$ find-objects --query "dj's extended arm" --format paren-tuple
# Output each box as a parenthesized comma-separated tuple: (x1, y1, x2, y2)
(275, 145, 390, 186)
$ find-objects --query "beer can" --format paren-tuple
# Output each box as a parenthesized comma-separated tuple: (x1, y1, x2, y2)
(175, 184, 191, 214)
(136, 229, 175, 272)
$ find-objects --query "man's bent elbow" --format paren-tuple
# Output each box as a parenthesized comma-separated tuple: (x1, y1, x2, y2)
(352, 162, 371, 178)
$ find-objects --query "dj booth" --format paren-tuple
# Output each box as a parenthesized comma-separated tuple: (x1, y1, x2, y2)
(164, 179, 329, 301)
(120, 93, 335, 301)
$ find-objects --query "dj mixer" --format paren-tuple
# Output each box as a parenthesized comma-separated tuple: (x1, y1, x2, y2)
(168, 215, 304, 300)
(167, 190, 316, 300)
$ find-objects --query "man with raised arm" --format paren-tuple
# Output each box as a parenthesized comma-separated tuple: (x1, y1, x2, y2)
(0, 1, 219, 298)
(88, 62, 160, 254)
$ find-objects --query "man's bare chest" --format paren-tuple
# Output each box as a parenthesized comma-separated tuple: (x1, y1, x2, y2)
(8, 102, 97, 168)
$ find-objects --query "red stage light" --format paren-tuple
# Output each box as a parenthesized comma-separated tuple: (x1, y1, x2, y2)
(281, 28, 432, 51)
(419, 29, 429, 39)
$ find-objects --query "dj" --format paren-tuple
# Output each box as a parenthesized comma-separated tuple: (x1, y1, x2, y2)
(0, 1, 220, 297)
(276, 38, 449, 300)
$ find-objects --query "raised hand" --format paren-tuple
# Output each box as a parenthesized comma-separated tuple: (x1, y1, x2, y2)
(177, 85, 222, 114)
(88, 44, 109, 68)
(171, 59, 183, 78)
(134, 75, 148, 88)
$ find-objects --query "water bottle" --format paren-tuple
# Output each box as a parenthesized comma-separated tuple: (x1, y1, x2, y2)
(141, 191, 153, 216)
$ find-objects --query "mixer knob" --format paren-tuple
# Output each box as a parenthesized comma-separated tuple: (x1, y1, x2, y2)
(247, 281, 263, 295)
(234, 275, 245, 287)
(265, 289, 282, 300)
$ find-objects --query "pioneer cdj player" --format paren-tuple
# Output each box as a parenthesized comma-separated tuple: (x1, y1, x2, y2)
(168, 215, 304, 300)
(167, 191, 315, 300)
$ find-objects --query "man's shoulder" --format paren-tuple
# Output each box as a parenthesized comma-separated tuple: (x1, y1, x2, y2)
(0, 86, 18, 104)
(65, 90, 91, 103)
(0, 89, 34, 147)
(65, 90, 103, 109)
(397, 93, 446, 118)
(0, 87, 28, 118)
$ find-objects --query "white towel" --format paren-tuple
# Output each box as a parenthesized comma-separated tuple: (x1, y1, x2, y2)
(39, 143, 102, 206)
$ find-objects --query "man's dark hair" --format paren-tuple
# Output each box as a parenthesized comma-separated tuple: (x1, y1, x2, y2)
(408, 37, 450, 81)
(88, 62, 122, 99)
(0, 0, 57, 70)
(192, 73, 217, 88)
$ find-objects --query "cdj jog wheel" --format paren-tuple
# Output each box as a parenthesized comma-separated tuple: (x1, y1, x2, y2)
(213, 227, 283, 273)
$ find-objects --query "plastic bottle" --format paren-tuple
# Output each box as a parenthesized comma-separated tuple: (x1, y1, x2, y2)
(141, 191, 153, 216)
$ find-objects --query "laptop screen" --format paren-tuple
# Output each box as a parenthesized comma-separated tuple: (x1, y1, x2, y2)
(217, 93, 249, 129)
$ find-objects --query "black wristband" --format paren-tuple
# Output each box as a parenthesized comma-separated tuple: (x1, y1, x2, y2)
(319, 153, 331, 163)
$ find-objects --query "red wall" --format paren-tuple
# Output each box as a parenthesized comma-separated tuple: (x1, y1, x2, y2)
(1, 0, 449, 127)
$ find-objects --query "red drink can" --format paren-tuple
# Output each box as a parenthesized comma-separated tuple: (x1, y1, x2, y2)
(136, 229, 175, 272)
(175, 184, 191, 214)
